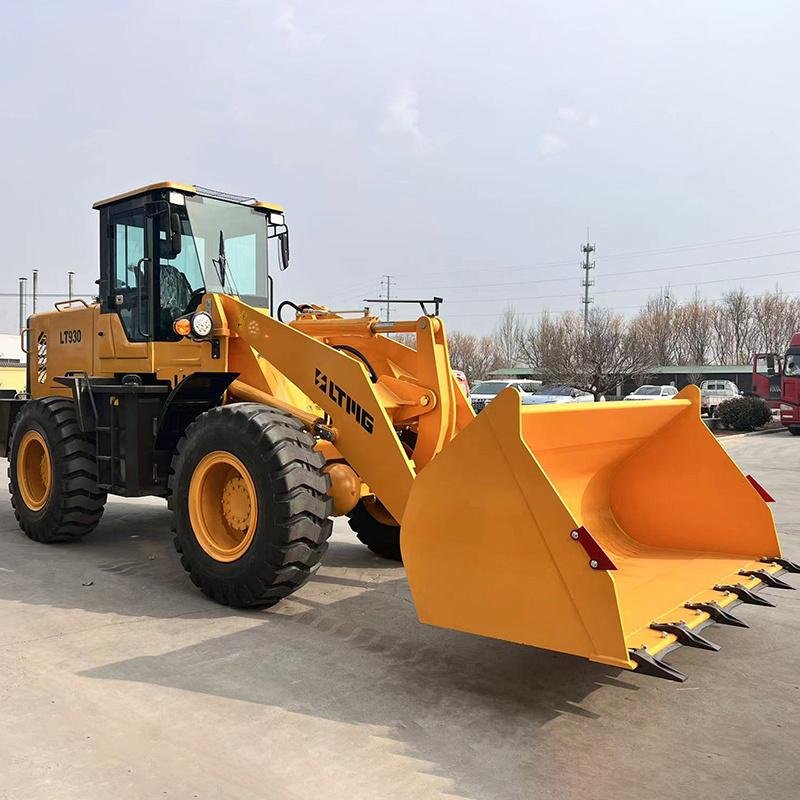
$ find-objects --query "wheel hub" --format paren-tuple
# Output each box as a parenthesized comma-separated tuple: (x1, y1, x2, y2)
(17, 429, 52, 512)
(221, 476, 252, 531)
(188, 451, 259, 562)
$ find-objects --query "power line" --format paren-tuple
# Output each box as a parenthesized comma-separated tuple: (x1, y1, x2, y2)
(389, 226, 800, 280)
(600, 228, 800, 261)
(442, 288, 800, 320)
(434, 266, 800, 305)
(399, 248, 800, 292)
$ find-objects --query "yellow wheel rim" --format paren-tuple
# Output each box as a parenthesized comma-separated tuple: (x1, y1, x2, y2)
(17, 429, 52, 512)
(188, 451, 258, 562)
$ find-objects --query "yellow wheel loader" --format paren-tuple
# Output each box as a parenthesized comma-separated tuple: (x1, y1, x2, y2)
(3, 181, 797, 681)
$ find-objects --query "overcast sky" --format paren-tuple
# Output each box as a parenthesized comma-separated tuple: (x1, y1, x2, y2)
(2, 1, 799, 334)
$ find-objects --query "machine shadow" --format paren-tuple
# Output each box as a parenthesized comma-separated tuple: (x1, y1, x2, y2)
(0, 496, 397, 620)
(79, 590, 635, 800)
(2, 494, 640, 799)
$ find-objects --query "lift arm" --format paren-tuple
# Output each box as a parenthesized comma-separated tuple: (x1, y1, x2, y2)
(213, 294, 471, 522)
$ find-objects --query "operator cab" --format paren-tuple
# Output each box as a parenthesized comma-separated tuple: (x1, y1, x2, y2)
(93, 182, 289, 342)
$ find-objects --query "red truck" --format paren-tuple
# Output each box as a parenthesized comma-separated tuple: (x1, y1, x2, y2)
(752, 332, 800, 434)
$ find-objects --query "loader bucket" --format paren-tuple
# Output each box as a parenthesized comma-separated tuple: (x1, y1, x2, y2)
(401, 385, 791, 678)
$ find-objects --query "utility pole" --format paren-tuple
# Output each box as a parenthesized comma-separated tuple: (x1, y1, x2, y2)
(68, 271, 75, 301)
(380, 275, 393, 321)
(32, 269, 39, 315)
(581, 239, 595, 333)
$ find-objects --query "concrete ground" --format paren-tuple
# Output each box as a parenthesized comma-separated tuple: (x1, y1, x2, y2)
(0, 433, 798, 800)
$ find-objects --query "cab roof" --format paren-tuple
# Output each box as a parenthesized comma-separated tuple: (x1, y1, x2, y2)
(92, 181, 284, 213)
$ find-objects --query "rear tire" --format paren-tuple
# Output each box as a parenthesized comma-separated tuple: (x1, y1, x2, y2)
(169, 404, 333, 608)
(348, 500, 402, 562)
(788, 426, 800, 436)
(8, 397, 106, 542)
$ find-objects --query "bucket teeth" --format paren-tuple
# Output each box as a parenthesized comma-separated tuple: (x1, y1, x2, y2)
(714, 583, 776, 607)
(760, 556, 800, 574)
(685, 602, 749, 628)
(629, 648, 687, 683)
(649, 621, 720, 651)
(739, 569, 795, 590)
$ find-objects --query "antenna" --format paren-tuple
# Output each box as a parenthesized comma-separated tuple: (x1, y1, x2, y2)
(581, 239, 595, 333)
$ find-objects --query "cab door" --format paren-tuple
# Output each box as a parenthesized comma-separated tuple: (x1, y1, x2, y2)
(108, 205, 153, 343)
(752, 353, 782, 403)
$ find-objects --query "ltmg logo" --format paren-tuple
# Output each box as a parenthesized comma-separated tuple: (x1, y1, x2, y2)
(314, 369, 374, 434)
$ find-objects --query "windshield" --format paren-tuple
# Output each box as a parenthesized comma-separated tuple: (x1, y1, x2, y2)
(472, 381, 514, 395)
(164, 195, 270, 304)
(538, 385, 572, 396)
(785, 354, 800, 376)
(633, 386, 661, 396)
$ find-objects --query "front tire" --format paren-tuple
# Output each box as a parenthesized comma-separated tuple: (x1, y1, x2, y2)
(348, 499, 402, 562)
(788, 425, 800, 436)
(169, 404, 333, 608)
(8, 397, 106, 542)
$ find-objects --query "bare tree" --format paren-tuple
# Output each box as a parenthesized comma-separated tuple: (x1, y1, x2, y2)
(522, 309, 651, 400)
(752, 289, 800, 356)
(494, 305, 525, 369)
(389, 333, 416, 348)
(710, 303, 733, 364)
(447, 331, 501, 384)
(631, 289, 677, 365)
(567, 308, 653, 400)
(518, 311, 571, 383)
(673, 292, 713, 365)
(446, 286, 800, 394)
(720, 288, 755, 363)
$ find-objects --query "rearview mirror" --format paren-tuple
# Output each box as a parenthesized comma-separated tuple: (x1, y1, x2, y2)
(146, 201, 183, 260)
(170, 211, 182, 257)
(279, 230, 290, 271)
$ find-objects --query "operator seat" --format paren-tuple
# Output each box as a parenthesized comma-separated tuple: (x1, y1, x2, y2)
(159, 262, 194, 335)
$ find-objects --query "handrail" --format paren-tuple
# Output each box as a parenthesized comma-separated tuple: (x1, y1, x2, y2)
(54, 298, 90, 311)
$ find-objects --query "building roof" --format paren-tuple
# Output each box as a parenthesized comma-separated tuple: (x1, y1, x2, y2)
(92, 182, 284, 213)
(490, 363, 752, 377)
(648, 364, 752, 374)
(490, 367, 547, 377)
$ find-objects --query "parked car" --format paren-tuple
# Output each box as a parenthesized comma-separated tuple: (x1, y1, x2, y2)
(624, 385, 679, 401)
(470, 379, 539, 412)
(452, 370, 470, 400)
(700, 379, 740, 418)
(523, 385, 598, 405)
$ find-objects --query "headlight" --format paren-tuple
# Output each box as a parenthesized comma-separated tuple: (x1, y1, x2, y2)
(191, 312, 213, 338)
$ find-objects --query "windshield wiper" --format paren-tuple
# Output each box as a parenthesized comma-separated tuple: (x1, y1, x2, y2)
(212, 229, 227, 288)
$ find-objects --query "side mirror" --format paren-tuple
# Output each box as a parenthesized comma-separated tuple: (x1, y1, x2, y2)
(170, 211, 182, 257)
(279, 230, 290, 271)
(269, 217, 290, 271)
(147, 201, 183, 260)
(766, 355, 776, 375)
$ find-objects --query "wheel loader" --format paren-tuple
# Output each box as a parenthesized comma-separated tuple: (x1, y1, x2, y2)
(2, 182, 797, 682)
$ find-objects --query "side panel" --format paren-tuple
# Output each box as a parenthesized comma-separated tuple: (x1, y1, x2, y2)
(29, 305, 97, 398)
(30, 302, 231, 392)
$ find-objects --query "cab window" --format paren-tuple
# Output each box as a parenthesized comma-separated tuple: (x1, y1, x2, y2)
(115, 215, 145, 289)
(110, 208, 150, 341)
